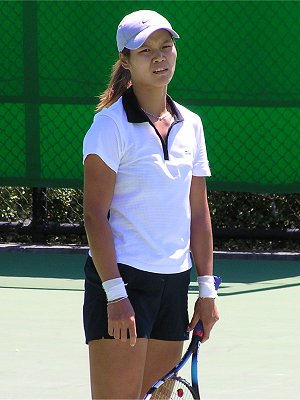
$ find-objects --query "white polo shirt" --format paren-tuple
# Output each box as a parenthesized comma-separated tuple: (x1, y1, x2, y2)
(83, 87, 211, 274)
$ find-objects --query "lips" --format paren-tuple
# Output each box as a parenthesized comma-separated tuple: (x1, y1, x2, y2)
(153, 68, 168, 74)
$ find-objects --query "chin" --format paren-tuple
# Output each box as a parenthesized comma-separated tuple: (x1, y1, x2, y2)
(153, 74, 174, 86)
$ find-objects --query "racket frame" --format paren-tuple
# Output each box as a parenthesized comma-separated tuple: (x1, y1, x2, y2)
(144, 328, 202, 399)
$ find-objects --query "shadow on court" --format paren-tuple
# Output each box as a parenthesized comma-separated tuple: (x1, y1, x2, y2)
(1, 251, 299, 285)
(0, 252, 86, 279)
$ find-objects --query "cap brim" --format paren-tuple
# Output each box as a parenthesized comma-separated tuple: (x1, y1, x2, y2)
(125, 26, 180, 51)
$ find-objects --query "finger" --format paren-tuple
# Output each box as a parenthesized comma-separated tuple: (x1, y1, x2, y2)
(201, 334, 209, 343)
(128, 318, 137, 347)
(113, 327, 121, 340)
(187, 313, 200, 332)
(201, 324, 210, 343)
(108, 322, 114, 338)
(201, 319, 216, 342)
(120, 327, 128, 342)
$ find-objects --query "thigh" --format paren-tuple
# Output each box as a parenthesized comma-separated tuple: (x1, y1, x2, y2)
(141, 339, 184, 398)
(89, 338, 148, 399)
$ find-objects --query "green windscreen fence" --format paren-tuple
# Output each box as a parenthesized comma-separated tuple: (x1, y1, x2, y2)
(1, 1, 300, 193)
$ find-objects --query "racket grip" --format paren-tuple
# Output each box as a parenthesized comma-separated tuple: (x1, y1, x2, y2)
(214, 276, 222, 291)
(193, 320, 204, 338)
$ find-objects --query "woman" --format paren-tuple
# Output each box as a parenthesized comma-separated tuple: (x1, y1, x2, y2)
(83, 9, 219, 399)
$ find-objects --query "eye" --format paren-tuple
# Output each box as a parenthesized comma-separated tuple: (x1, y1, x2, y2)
(139, 48, 150, 53)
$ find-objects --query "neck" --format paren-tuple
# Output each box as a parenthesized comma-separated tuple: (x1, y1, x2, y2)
(132, 85, 168, 116)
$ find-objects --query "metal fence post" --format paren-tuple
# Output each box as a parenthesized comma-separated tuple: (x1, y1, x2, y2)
(31, 187, 47, 243)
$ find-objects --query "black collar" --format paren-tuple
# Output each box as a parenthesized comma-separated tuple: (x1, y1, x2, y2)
(122, 86, 184, 123)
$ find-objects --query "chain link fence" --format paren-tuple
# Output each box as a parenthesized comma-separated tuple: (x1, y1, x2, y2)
(0, 2, 300, 248)
(1, 1, 299, 191)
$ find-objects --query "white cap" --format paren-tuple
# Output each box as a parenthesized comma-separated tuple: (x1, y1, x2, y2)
(116, 10, 180, 52)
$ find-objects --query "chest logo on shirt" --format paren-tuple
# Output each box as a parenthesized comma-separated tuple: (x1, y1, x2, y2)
(184, 149, 192, 155)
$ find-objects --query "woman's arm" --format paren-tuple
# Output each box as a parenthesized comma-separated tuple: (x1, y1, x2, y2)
(83, 154, 119, 281)
(83, 154, 137, 345)
(188, 176, 219, 342)
(189, 176, 213, 276)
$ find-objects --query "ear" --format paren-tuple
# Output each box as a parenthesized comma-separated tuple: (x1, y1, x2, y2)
(119, 52, 130, 70)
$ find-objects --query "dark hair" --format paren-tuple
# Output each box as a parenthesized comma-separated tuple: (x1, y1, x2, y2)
(96, 49, 131, 111)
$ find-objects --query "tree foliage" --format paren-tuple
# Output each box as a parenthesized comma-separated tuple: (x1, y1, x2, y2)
(0, 187, 299, 251)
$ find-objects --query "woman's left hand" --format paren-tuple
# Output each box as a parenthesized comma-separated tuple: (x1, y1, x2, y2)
(187, 297, 219, 342)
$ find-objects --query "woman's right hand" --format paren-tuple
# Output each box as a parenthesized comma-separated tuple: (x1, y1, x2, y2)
(107, 298, 137, 347)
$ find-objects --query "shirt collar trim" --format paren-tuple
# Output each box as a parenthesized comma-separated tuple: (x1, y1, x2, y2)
(122, 86, 184, 123)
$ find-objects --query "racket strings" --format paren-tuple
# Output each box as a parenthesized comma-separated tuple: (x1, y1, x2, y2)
(150, 377, 195, 399)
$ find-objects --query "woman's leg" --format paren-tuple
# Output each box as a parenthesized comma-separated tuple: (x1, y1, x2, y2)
(89, 338, 183, 399)
(88, 338, 148, 399)
(140, 339, 184, 398)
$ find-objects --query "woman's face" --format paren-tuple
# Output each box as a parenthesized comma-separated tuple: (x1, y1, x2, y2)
(121, 29, 177, 89)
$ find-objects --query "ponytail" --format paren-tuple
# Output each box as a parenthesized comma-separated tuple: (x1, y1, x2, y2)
(96, 49, 131, 111)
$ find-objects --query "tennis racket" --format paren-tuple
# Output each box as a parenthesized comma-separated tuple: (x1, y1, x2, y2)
(144, 276, 222, 400)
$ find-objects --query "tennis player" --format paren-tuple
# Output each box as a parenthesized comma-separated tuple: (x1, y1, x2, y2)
(83, 9, 219, 399)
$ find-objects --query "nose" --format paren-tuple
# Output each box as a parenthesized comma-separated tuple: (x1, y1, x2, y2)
(153, 49, 166, 63)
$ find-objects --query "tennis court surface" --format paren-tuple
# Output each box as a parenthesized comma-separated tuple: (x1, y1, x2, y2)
(0, 247, 299, 399)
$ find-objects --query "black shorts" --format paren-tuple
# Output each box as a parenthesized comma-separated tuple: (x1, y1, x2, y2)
(83, 256, 190, 343)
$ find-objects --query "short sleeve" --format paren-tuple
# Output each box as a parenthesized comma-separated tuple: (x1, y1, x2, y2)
(83, 114, 123, 173)
(192, 116, 211, 177)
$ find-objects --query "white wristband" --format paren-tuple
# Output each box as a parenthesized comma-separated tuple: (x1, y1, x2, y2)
(102, 277, 128, 302)
(197, 275, 217, 299)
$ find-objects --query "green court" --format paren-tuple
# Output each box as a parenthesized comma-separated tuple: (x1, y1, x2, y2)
(0, 249, 299, 399)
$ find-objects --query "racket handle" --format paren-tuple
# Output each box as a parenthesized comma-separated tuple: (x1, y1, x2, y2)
(214, 276, 222, 291)
(193, 320, 204, 338)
